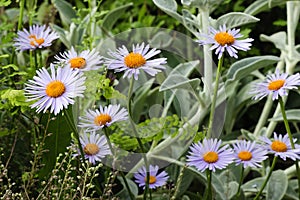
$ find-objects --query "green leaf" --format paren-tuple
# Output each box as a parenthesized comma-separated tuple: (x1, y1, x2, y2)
(269, 109, 300, 122)
(284, 180, 299, 200)
(116, 176, 138, 199)
(153, 0, 183, 23)
(2, 64, 19, 71)
(216, 12, 260, 29)
(266, 170, 288, 200)
(102, 3, 133, 31)
(160, 61, 200, 92)
(160, 76, 200, 92)
(53, 0, 77, 26)
(0, 0, 11, 7)
(244, 0, 286, 16)
(260, 32, 286, 50)
(38, 107, 73, 178)
(242, 176, 265, 193)
(226, 56, 280, 83)
(0, 89, 30, 108)
(132, 79, 155, 122)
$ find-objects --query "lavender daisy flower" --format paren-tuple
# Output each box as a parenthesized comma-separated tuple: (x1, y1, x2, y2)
(74, 131, 111, 165)
(260, 132, 300, 161)
(187, 138, 233, 172)
(134, 165, 169, 189)
(14, 24, 59, 51)
(251, 69, 300, 101)
(105, 42, 167, 80)
(24, 64, 86, 115)
(54, 47, 103, 71)
(233, 140, 268, 168)
(198, 24, 254, 59)
(79, 104, 128, 131)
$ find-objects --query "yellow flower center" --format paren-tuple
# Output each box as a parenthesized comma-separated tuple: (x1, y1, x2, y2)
(84, 143, 100, 155)
(144, 175, 157, 184)
(45, 80, 66, 98)
(271, 140, 287, 152)
(214, 32, 235, 46)
(94, 114, 112, 126)
(69, 57, 87, 69)
(238, 151, 252, 161)
(268, 80, 285, 91)
(29, 34, 45, 47)
(203, 151, 219, 163)
(124, 52, 146, 68)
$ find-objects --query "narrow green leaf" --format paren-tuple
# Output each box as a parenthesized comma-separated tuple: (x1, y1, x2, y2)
(38, 107, 73, 178)
(269, 109, 300, 122)
(102, 3, 133, 31)
(266, 170, 288, 200)
(160, 75, 200, 92)
(244, 0, 286, 16)
(226, 56, 280, 83)
(216, 12, 260, 29)
(53, 0, 77, 25)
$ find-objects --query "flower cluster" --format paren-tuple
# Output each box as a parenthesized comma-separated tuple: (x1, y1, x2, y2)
(19, 24, 168, 167)
(186, 134, 300, 172)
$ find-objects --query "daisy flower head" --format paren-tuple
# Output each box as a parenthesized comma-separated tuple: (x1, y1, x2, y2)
(134, 165, 169, 189)
(186, 138, 234, 172)
(260, 132, 300, 161)
(14, 24, 59, 51)
(233, 140, 268, 168)
(251, 69, 300, 101)
(74, 131, 111, 165)
(79, 104, 128, 131)
(198, 24, 254, 59)
(24, 64, 86, 115)
(105, 42, 167, 80)
(54, 47, 103, 71)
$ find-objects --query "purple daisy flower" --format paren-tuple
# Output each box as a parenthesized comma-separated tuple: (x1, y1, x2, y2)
(24, 64, 86, 115)
(105, 42, 167, 80)
(198, 24, 254, 59)
(74, 131, 111, 165)
(186, 138, 234, 172)
(260, 132, 300, 161)
(14, 24, 59, 51)
(78, 104, 128, 131)
(54, 47, 103, 71)
(134, 165, 169, 189)
(233, 140, 268, 168)
(251, 69, 300, 101)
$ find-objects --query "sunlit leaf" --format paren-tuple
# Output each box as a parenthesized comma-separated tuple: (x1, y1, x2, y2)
(216, 12, 260, 29)
(266, 170, 288, 200)
(226, 56, 280, 83)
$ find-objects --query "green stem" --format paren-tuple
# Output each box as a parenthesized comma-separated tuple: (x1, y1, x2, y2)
(235, 166, 244, 199)
(279, 97, 300, 199)
(207, 55, 223, 138)
(34, 50, 38, 71)
(103, 128, 135, 200)
(64, 110, 85, 163)
(203, 170, 212, 200)
(120, 171, 135, 200)
(253, 156, 278, 200)
(17, 0, 25, 31)
(127, 77, 150, 200)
